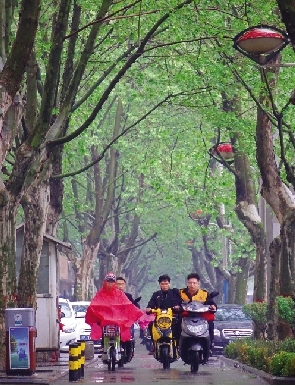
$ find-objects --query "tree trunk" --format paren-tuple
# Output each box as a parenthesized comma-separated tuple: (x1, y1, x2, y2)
(234, 256, 251, 304)
(76, 242, 100, 300)
(17, 180, 50, 307)
(234, 152, 267, 303)
(46, 152, 64, 236)
(0, 197, 18, 367)
(227, 275, 236, 303)
(98, 253, 119, 287)
(279, 214, 295, 297)
(266, 237, 280, 340)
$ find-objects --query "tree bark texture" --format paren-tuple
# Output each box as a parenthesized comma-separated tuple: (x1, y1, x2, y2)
(76, 243, 100, 300)
(18, 179, 50, 307)
(0, 197, 18, 367)
(234, 256, 251, 304)
(234, 152, 267, 302)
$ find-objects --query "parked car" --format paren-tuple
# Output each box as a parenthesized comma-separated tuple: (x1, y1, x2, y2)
(212, 304, 253, 354)
(70, 301, 102, 353)
(71, 301, 90, 319)
(59, 298, 79, 352)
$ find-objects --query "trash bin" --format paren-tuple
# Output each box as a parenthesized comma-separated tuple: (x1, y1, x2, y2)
(5, 308, 37, 375)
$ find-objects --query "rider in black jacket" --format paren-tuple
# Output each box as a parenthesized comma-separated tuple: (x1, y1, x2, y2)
(146, 274, 182, 352)
(146, 274, 182, 310)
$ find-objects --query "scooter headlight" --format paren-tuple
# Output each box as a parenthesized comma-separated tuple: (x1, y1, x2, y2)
(157, 317, 171, 329)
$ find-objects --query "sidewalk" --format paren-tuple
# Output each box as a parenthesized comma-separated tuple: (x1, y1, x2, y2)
(0, 354, 98, 385)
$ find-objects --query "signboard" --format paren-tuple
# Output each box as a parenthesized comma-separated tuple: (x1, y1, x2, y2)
(9, 327, 30, 369)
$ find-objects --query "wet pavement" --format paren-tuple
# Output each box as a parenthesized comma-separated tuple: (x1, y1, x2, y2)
(51, 335, 270, 385)
(0, 332, 273, 384)
(51, 352, 269, 385)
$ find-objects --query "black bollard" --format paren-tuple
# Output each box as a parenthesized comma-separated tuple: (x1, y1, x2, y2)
(77, 340, 86, 378)
(77, 341, 81, 380)
(69, 343, 79, 382)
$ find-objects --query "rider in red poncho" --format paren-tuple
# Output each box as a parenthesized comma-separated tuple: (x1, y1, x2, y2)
(85, 272, 143, 361)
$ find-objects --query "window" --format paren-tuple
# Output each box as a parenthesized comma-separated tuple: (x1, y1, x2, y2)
(59, 302, 73, 318)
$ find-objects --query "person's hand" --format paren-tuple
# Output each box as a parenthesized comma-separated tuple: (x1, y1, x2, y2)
(146, 308, 152, 314)
(209, 305, 216, 311)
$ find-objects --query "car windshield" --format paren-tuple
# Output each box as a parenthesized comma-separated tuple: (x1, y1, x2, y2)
(215, 307, 251, 321)
(72, 304, 89, 313)
(59, 303, 73, 318)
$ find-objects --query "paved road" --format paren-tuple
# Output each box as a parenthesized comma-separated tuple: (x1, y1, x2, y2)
(51, 334, 269, 385)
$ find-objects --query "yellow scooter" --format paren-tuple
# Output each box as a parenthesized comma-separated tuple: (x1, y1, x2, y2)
(149, 308, 179, 369)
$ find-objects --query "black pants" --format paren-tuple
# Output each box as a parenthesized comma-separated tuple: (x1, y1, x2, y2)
(139, 328, 144, 339)
(208, 320, 214, 349)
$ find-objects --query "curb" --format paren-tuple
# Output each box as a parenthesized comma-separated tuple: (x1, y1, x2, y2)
(220, 355, 295, 385)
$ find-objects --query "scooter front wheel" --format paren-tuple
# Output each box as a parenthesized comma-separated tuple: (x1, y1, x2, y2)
(109, 346, 116, 371)
(146, 339, 153, 352)
(190, 350, 199, 373)
(161, 346, 170, 370)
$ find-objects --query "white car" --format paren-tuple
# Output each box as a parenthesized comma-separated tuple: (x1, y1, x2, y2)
(59, 298, 79, 352)
(71, 301, 102, 353)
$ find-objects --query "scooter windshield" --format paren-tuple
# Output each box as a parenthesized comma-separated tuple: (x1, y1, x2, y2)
(182, 301, 210, 313)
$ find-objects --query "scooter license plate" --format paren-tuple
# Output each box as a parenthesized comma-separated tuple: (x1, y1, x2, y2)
(80, 335, 90, 340)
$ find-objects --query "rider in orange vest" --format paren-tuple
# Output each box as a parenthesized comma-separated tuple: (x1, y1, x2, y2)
(179, 273, 217, 359)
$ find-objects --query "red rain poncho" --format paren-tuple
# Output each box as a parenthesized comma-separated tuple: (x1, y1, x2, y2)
(85, 280, 144, 342)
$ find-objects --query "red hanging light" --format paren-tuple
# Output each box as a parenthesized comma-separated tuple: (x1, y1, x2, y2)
(209, 142, 234, 163)
(216, 143, 233, 160)
(233, 25, 289, 65)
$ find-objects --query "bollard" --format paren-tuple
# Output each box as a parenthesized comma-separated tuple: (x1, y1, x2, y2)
(69, 343, 79, 382)
(77, 341, 81, 380)
(85, 340, 94, 360)
(77, 340, 85, 378)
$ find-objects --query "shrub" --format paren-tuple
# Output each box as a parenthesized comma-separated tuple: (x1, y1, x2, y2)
(270, 351, 295, 377)
(224, 339, 295, 377)
(242, 302, 267, 323)
(279, 338, 295, 351)
(277, 296, 295, 325)
(223, 341, 240, 359)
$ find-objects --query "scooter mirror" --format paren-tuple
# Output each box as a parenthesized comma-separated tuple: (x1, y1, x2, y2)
(209, 291, 219, 299)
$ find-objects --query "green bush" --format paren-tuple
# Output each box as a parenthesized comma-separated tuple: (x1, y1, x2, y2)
(242, 298, 295, 324)
(277, 297, 295, 325)
(279, 338, 295, 352)
(270, 351, 295, 377)
(223, 341, 241, 359)
(242, 302, 267, 323)
(224, 339, 295, 377)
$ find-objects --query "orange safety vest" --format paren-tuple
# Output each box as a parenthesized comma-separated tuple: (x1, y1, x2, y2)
(179, 288, 209, 303)
(179, 288, 215, 321)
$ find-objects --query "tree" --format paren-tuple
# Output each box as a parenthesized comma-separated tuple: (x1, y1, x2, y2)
(0, 0, 208, 363)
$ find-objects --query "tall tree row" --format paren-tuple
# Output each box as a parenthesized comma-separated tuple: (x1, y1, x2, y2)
(1, 1, 295, 368)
